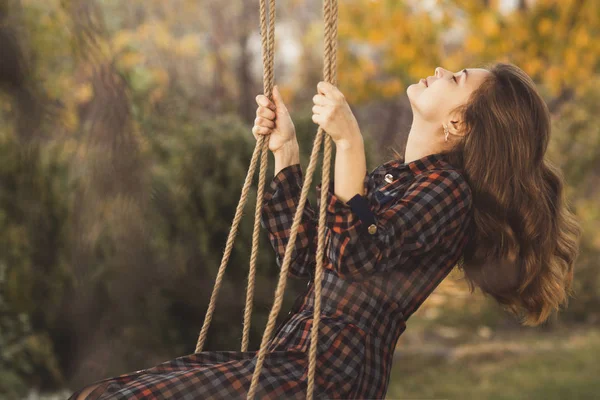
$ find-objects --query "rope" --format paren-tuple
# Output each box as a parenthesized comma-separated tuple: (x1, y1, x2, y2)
(194, 0, 338, 397)
(240, 0, 277, 354)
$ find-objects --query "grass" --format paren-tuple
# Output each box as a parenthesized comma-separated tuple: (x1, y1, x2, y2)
(386, 325, 600, 400)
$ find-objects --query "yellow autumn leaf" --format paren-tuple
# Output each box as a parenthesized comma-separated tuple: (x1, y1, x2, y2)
(121, 52, 146, 68)
(153, 24, 172, 49)
(151, 68, 170, 86)
(465, 36, 485, 53)
(379, 79, 399, 98)
(149, 87, 165, 105)
(583, 52, 595, 68)
(537, 18, 553, 36)
(63, 109, 79, 132)
(574, 28, 590, 49)
(359, 57, 377, 76)
(176, 34, 200, 57)
(524, 58, 543, 77)
(368, 29, 385, 44)
(113, 31, 134, 52)
(403, 45, 417, 60)
(499, 39, 512, 54)
(407, 64, 422, 79)
(481, 12, 499, 37)
(564, 48, 578, 70)
(415, 65, 433, 80)
(391, 42, 406, 60)
(74, 83, 93, 104)
(513, 24, 528, 42)
(545, 66, 562, 95)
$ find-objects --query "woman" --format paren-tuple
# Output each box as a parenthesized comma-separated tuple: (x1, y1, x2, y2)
(69, 62, 581, 399)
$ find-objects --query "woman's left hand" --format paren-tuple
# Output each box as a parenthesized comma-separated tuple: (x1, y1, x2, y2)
(312, 81, 362, 146)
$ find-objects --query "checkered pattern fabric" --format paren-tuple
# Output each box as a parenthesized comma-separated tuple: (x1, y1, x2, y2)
(68, 152, 473, 400)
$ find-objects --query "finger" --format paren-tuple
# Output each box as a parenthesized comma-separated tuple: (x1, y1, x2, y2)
(255, 116, 275, 129)
(255, 94, 276, 111)
(312, 104, 324, 115)
(317, 81, 344, 101)
(313, 94, 332, 106)
(316, 81, 329, 96)
(311, 113, 322, 126)
(252, 125, 271, 136)
(257, 94, 276, 110)
(316, 81, 336, 96)
(252, 125, 264, 136)
(256, 106, 275, 121)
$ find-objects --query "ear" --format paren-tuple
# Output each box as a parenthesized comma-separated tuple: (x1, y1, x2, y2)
(447, 117, 466, 138)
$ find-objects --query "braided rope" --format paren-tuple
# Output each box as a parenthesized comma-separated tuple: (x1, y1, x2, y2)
(240, 0, 277, 354)
(194, 0, 338, 397)
(307, 2, 338, 398)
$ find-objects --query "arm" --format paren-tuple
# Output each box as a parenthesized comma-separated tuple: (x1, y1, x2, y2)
(261, 141, 317, 279)
(274, 140, 300, 176)
(261, 136, 372, 279)
(333, 133, 367, 199)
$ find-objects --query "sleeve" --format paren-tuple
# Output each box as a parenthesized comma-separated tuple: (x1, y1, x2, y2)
(315, 169, 472, 281)
(260, 163, 318, 279)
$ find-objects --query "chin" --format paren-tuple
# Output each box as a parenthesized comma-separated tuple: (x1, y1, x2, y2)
(406, 83, 420, 105)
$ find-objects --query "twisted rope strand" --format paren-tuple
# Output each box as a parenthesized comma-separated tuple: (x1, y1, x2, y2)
(241, 0, 276, 353)
(307, 0, 337, 398)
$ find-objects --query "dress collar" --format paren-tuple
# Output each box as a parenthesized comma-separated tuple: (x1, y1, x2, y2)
(380, 151, 450, 176)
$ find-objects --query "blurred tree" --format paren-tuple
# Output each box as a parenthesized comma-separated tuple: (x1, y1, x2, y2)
(0, 2, 72, 395)
(0, 134, 72, 396)
(325, 0, 598, 106)
(290, 0, 599, 157)
(545, 75, 600, 324)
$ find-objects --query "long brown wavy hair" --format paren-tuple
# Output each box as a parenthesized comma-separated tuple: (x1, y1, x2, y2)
(393, 62, 583, 327)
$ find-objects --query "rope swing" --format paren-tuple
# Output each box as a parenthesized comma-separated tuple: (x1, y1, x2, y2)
(194, 0, 339, 397)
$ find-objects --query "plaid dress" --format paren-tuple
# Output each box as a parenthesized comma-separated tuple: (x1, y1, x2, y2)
(68, 152, 472, 400)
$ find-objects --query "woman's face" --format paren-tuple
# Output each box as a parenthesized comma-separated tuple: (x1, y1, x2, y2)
(407, 67, 490, 125)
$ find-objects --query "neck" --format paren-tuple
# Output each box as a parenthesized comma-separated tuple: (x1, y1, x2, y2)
(404, 119, 445, 164)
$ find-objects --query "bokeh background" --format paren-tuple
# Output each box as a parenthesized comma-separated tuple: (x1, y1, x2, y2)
(1, 0, 598, 398)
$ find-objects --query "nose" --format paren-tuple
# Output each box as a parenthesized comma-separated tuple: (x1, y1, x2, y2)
(435, 67, 446, 77)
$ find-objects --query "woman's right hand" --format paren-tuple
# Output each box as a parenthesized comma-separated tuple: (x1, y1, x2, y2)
(253, 86, 297, 153)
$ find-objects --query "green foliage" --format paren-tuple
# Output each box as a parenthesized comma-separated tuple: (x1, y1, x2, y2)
(144, 111, 290, 351)
(0, 134, 71, 395)
(546, 77, 600, 323)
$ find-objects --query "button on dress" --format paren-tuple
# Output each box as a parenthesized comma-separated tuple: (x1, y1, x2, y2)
(68, 151, 473, 400)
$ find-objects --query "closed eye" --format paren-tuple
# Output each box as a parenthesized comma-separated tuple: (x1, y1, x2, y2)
(453, 68, 466, 84)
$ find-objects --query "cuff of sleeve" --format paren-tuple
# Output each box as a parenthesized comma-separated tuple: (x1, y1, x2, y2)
(263, 163, 303, 204)
(346, 194, 376, 227)
(316, 176, 374, 233)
